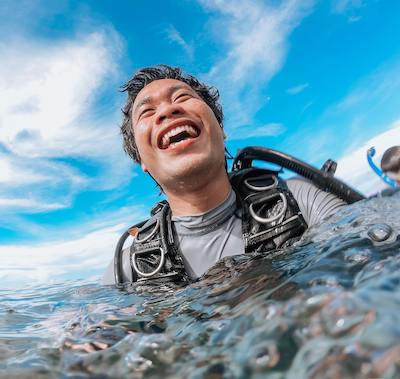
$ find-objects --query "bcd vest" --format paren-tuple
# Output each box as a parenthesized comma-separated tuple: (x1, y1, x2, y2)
(120, 167, 307, 285)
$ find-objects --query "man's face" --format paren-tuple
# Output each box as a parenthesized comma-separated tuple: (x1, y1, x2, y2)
(131, 79, 226, 189)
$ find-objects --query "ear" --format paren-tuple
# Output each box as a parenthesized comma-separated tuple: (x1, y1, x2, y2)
(222, 129, 227, 140)
(141, 162, 148, 172)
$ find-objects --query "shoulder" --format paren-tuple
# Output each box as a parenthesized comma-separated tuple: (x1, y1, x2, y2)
(286, 177, 346, 227)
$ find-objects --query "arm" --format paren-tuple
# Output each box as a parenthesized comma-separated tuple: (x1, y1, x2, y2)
(287, 177, 347, 228)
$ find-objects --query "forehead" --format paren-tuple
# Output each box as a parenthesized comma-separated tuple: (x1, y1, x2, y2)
(133, 79, 194, 105)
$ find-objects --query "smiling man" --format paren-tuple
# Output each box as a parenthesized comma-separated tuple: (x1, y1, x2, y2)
(127, 77, 230, 216)
(102, 65, 349, 286)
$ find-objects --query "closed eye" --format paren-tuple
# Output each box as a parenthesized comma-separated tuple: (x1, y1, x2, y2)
(138, 108, 154, 119)
(174, 93, 192, 102)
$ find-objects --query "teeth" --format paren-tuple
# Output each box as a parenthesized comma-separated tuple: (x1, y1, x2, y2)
(161, 125, 198, 148)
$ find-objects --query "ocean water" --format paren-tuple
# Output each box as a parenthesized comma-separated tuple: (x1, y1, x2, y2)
(1, 190, 400, 379)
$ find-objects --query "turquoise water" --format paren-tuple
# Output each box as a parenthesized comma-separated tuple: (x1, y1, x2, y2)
(1, 191, 400, 378)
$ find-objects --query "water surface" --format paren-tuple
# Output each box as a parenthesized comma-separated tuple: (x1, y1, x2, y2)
(1, 190, 399, 378)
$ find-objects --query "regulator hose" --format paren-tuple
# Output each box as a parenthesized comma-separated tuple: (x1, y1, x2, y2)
(114, 230, 130, 287)
(232, 146, 365, 204)
(114, 221, 146, 287)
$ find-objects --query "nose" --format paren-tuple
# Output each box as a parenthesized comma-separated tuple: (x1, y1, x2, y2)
(155, 102, 184, 124)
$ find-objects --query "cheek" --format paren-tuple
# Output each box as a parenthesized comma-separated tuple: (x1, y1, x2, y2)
(135, 121, 148, 135)
(197, 104, 221, 129)
(134, 122, 152, 148)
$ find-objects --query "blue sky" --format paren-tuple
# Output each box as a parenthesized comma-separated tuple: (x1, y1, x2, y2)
(0, 0, 399, 286)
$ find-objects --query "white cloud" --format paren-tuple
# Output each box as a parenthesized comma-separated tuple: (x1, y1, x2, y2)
(286, 82, 309, 95)
(200, 0, 314, 84)
(336, 120, 400, 196)
(0, 149, 89, 214)
(348, 15, 362, 23)
(326, 59, 400, 156)
(0, 150, 86, 187)
(0, 153, 47, 185)
(0, 32, 121, 159)
(165, 24, 194, 60)
(0, 198, 65, 211)
(229, 123, 285, 140)
(0, 224, 123, 288)
(281, 57, 400, 165)
(333, 60, 400, 116)
(0, 30, 134, 214)
(198, 0, 315, 131)
(331, 0, 364, 14)
(0, 203, 147, 289)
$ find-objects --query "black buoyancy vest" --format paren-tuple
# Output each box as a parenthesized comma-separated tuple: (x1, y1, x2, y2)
(119, 167, 307, 285)
(231, 167, 307, 254)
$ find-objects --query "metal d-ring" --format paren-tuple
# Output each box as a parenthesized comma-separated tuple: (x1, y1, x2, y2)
(133, 219, 160, 243)
(244, 175, 278, 192)
(249, 193, 287, 224)
(131, 247, 165, 278)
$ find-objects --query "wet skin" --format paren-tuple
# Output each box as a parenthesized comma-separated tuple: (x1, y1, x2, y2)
(131, 79, 231, 215)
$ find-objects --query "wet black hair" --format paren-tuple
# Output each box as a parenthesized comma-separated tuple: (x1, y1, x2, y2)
(381, 146, 400, 173)
(120, 64, 224, 163)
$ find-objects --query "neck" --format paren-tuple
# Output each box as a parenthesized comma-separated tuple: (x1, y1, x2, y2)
(164, 169, 232, 216)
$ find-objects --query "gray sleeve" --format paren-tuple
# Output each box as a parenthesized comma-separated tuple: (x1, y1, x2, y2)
(101, 247, 133, 285)
(286, 177, 347, 228)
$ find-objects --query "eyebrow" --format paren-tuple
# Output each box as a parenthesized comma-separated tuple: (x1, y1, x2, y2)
(132, 84, 190, 115)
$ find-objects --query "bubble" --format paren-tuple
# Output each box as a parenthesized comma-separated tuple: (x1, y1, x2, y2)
(367, 224, 396, 244)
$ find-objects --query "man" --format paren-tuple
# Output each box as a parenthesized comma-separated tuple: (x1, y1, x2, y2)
(381, 146, 400, 186)
(102, 65, 347, 286)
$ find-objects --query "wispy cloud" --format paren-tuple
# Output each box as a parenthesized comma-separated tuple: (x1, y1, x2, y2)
(165, 24, 194, 60)
(0, 32, 121, 159)
(333, 60, 400, 114)
(198, 0, 315, 130)
(229, 123, 285, 140)
(0, 224, 123, 288)
(0, 204, 147, 288)
(281, 57, 400, 165)
(0, 150, 88, 214)
(331, 0, 364, 14)
(0, 198, 65, 212)
(348, 15, 362, 23)
(286, 82, 309, 95)
(200, 0, 314, 84)
(329, 58, 400, 153)
(331, 0, 365, 22)
(0, 29, 133, 214)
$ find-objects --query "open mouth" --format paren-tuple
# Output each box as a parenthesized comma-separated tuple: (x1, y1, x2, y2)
(158, 125, 200, 150)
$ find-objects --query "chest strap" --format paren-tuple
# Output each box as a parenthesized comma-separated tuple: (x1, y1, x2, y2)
(115, 168, 307, 285)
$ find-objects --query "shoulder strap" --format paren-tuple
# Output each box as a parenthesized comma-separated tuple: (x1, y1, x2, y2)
(231, 167, 307, 254)
(114, 201, 189, 286)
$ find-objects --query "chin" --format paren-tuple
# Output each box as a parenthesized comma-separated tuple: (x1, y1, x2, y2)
(165, 154, 222, 182)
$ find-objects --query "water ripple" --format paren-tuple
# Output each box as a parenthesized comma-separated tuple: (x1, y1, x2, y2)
(1, 191, 399, 378)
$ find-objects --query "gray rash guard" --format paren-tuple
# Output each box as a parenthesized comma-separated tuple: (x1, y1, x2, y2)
(102, 178, 346, 284)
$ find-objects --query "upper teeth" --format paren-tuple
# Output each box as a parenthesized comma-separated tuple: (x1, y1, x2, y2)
(161, 125, 198, 148)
